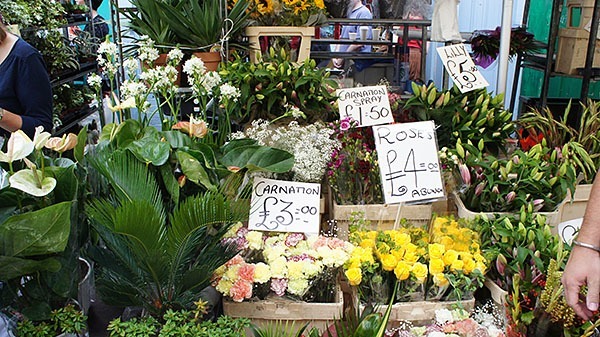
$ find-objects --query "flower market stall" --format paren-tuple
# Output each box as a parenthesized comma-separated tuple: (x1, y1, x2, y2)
(3, 2, 600, 336)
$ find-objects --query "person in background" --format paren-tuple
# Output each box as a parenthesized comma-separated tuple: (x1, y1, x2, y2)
(562, 174, 600, 321)
(0, 13, 53, 138)
(332, 0, 372, 72)
(69, 0, 109, 42)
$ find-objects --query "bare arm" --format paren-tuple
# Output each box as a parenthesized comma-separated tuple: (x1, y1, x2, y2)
(0, 108, 23, 133)
(562, 173, 600, 320)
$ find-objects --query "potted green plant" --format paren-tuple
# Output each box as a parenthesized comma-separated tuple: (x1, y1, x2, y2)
(116, 0, 179, 50)
(154, 0, 250, 69)
(17, 304, 88, 337)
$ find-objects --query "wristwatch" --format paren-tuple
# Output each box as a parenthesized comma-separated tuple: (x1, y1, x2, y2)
(0, 107, 4, 121)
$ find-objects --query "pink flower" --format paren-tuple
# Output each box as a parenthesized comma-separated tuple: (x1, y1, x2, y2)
(532, 199, 544, 212)
(230, 280, 253, 302)
(238, 263, 256, 283)
(475, 182, 486, 196)
(285, 233, 305, 247)
(505, 191, 516, 203)
(459, 164, 471, 185)
(340, 118, 352, 131)
(270, 278, 288, 296)
(226, 255, 244, 267)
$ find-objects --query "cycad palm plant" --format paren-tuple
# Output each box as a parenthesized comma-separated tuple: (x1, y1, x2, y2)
(86, 149, 244, 316)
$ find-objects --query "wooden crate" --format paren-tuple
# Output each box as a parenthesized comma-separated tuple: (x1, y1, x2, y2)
(330, 201, 435, 239)
(566, 0, 597, 29)
(452, 191, 563, 233)
(555, 28, 600, 75)
(244, 26, 315, 63)
(560, 183, 592, 222)
(359, 298, 475, 327)
(222, 288, 343, 334)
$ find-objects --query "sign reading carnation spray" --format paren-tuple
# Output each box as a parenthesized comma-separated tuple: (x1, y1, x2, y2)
(336, 85, 394, 127)
(249, 178, 321, 234)
(372, 121, 445, 204)
(437, 44, 489, 93)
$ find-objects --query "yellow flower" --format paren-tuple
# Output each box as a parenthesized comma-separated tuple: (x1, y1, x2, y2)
(475, 261, 487, 274)
(450, 259, 464, 271)
(287, 261, 304, 280)
(411, 262, 428, 283)
(215, 278, 233, 294)
(440, 236, 454, 249)
(394, 233, 411, 246)
(246, 231, 264, 250)
(442, 249, 459, 266)
(314, 0, 325, 9)
(428, 243, 445, 259)
(288, 278, 309, 296)
(345, 267, 362, 286)
(360, 239, 375, 249)
(254, 262, 271, 283)
(394, 261, 411, 281)
(429, 258, 445, 274)
(463, 258, 476, 274)
(433, 273, 449, 287)
(380, 253, 398, 271)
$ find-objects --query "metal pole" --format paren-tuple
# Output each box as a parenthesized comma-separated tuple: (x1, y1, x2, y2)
(497, 0, 514, 96)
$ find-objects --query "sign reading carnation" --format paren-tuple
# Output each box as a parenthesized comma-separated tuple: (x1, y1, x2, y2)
(373, 121, 445, 204)
(437, 44, 489, 93)
(249, 178, 321, 234)
(336, 85, 394, 127)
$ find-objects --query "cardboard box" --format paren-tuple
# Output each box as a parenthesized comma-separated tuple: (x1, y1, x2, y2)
(555, 27, 600, 75)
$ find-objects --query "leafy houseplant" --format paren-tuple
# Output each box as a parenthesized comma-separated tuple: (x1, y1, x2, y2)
(156, 0, 250, 52)
(17, 304, 87, 337)
(85, 118, 294, 316)
(219, 49, 339, 127)
(0, 128, 89, 320)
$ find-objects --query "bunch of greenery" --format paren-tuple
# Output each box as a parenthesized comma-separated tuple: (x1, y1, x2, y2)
(107, 309, 251, 337)
(516, 99, 599, 183)
(404, 83, 514, 155)
(453, 138, 577, 213)
(17, 304, 87, 337)
(219, 48, 338, 128)
(474, 207, 563, 334)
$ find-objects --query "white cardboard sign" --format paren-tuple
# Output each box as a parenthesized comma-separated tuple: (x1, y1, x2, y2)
(336, 85, 394, 127)
(249, 178, 321, 234)
(373, 121, 445, 204)
(437, 44, 489, 93)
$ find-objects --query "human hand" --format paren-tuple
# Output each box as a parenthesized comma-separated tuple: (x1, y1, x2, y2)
(562, 245, 600, 320)
(332, 58, 344, 69)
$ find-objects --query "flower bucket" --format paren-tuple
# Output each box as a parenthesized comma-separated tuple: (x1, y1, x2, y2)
(222, 287, 343, 333)
(560, 183, 592, 222)
(452, 191, 563, 233)
(192, 51, 222, 72)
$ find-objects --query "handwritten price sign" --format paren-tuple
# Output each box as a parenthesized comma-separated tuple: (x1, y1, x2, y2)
(373, 121, 445, 204)
(336, 85, 394, 127)
(249, 178, 321, 234)
(437, 44, 489, 93)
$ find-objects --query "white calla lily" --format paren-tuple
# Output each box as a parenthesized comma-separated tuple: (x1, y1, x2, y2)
(0, 130, 34, 163)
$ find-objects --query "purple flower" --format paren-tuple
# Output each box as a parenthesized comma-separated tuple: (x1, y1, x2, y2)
(285, 233, 304, 247)
(270, 278, 288, 296)
(475, 182, 486, 196)
(532, 199, 544, 212)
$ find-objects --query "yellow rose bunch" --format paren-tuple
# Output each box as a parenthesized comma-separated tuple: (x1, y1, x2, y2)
(246, 0, 327, 26)
(343, 215, 487, 303)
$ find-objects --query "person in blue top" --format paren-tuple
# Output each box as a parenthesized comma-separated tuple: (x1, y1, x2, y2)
(332, 0, 373, 71)
(0, 14, 53, 138)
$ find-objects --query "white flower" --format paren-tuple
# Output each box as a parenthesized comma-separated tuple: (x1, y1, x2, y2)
(201, 71, 222, 92)
(219, 83, 241, 102)
(183, 57, 206, 78)
(87, 74, 102, 90)
(288, 105, 306, 119)
(138, 36, 159, 64)
(120, 80, 147, 100)
(0, 130, 34, 163)
(167, 48, 184, 64)
(435, 309, 455, 325)
(427, 332, 447, 337)
(97, 41, 117, 56)
(123, 58, 139, 74)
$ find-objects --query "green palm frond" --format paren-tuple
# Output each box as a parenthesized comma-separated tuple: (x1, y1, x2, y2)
(87, 150, 163, 207)
(250, 320, 308, 337)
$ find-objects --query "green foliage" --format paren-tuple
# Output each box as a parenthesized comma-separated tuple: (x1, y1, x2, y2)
(17, 304, 87, 337)
(516, 99, 599, 183)
(116, 0, 180, 51)
(250, 320, 308, 337)
(106, 310, 250, 337)
(156, 0, 250, 51)
(405, 83, 514, 155)
(86, 119, 294, 316)
(219, 49, 339, 126)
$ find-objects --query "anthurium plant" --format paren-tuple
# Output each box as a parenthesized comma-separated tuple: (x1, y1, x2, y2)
(0, 127, 89, 320)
